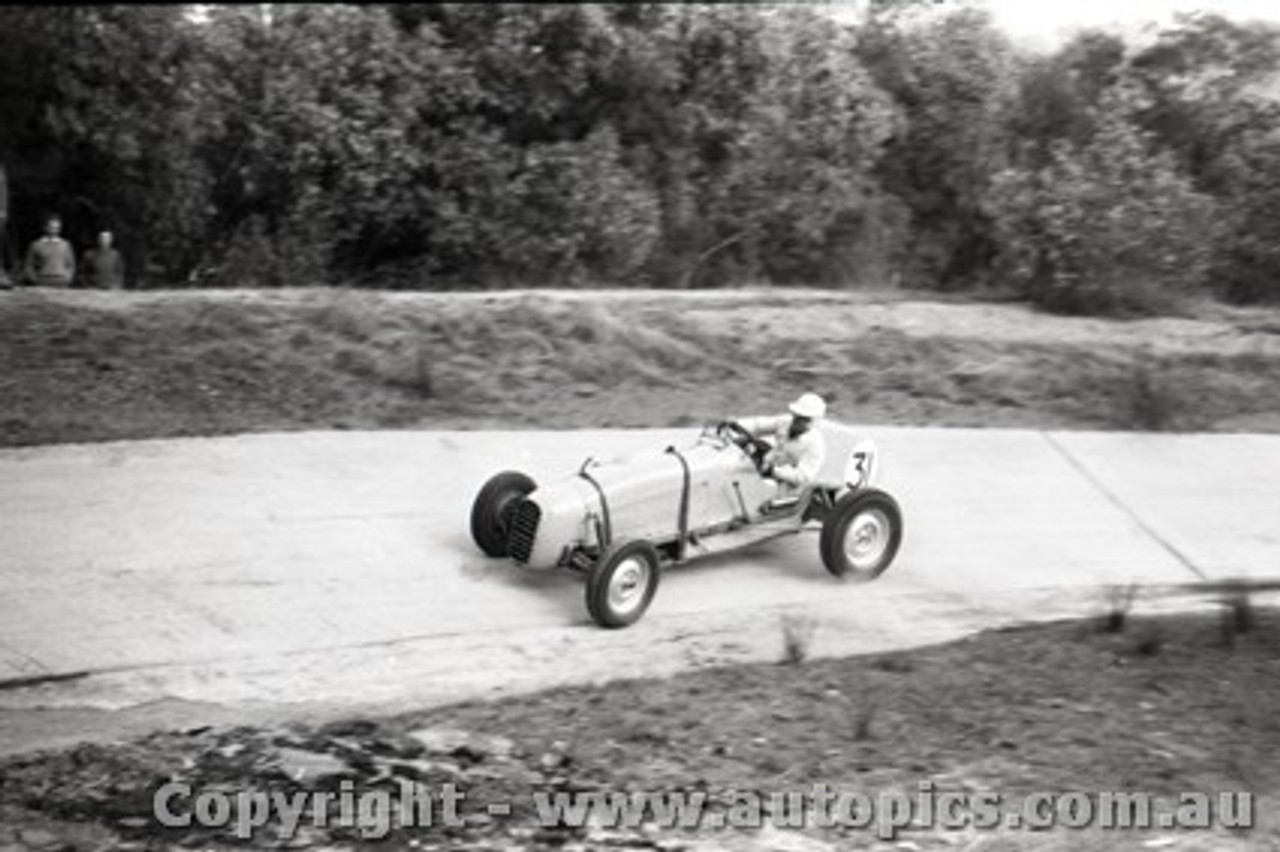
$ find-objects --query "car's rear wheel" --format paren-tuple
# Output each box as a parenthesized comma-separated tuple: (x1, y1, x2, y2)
(586, 540, 661, 629)
(819, 489, 903, 580)
(470, 471, 536, 558)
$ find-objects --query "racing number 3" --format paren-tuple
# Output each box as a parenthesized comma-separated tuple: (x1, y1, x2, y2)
(846, 451, 870, 489)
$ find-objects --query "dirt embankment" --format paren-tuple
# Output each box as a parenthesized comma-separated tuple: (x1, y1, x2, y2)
(1, 287, 1279, 447)
(1, 609, 1278, 851)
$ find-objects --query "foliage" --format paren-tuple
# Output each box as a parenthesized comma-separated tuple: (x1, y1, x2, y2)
(658, 6, 900, 287)
(1129, 13, 1280, 193)
(1128, 14, 1280, 303)
(1003, 30, 1129, 169)
(730, 8, 900, 286)
(0, 6, 210, 282)
(858, 8, 1018, 289)
(1211, 136, 1280, 304)
(987, 87, 1218, 315)
(1, 3, 1278, 311)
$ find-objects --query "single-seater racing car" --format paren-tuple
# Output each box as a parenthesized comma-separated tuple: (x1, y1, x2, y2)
(469, 419, 904, 628)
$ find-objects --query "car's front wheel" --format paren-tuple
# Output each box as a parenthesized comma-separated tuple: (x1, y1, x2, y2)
(470, 471, 537, 558)
(819, 489, 903, 580)
(586, 540, 661, 628)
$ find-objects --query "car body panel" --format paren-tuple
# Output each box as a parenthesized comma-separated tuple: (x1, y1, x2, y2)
(514, 477, 596, 569)
(508, 421, 879, 570)
(585, 447, 695, 547)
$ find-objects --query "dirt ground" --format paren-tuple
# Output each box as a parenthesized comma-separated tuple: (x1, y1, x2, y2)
(1, 608, 1277, 851)
(2, 287, 1279, 850)
(2, 287, 1280, 447)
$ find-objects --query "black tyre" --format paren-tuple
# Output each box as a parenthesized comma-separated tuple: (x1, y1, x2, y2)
(470, 471, 536, 558)
(585, 540, 661, 629)
(819, 489, 903, 580)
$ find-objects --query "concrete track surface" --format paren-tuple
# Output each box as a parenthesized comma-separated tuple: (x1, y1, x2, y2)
(1, 427, 1278, 751)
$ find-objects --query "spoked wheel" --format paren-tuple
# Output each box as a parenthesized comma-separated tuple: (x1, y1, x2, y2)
(470, 471, 536, 557)
(819, 489, 903, 580)
(585, 540, 661, 628)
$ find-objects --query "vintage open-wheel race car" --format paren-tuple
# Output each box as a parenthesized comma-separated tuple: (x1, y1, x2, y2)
(470, 419, 904, 628)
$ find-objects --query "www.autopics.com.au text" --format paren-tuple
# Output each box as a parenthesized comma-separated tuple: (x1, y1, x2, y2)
(152, 780, 1255, 841)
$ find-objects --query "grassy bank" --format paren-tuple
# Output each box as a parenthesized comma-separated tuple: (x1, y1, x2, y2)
(1, 287, 1279, 447)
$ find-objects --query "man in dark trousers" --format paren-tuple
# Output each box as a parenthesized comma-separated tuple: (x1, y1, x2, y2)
(24, 214, 75, 287)
(84, 230, 125, 289)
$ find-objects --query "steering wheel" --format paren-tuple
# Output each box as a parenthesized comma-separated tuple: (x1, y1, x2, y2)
(717, 421, 773, 470)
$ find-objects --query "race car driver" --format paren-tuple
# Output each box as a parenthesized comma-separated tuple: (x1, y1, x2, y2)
(728, 391, 828, 490)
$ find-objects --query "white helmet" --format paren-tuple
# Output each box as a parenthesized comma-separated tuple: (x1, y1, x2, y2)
(789, 392, 826, 420)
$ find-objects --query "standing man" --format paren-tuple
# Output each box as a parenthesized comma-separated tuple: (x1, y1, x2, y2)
(0, 164, 10, 288)
(84, 230, 125, 289)
(24, 214, 75, 287)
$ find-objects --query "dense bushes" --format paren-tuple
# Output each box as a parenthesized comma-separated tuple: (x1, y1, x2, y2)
(988, 89, 1218, 315)
(2, 4, 1279, 309)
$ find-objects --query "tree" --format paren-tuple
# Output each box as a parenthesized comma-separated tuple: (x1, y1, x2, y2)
(323, 4, 664, 286)
(987, 87, 1218, 315)
(858, 7, 1018, 289)
(1129, 14, 1280, 303)
(1207, 128, 1280, 303)
(1130, 13, 1280, 193)
(0, 6, 209, 282)
(619, 5, 899, 287)
(1003, 30, 1128, 170)
(725, 7, 900, 285)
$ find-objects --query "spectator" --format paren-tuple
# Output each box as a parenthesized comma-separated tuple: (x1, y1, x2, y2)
(0, 164, 10, 288)
(24, 214, 75, 287)
(84, 230, 125, 289)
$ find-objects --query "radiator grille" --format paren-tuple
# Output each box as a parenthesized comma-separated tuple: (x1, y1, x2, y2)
(508, 500, 541, 564)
